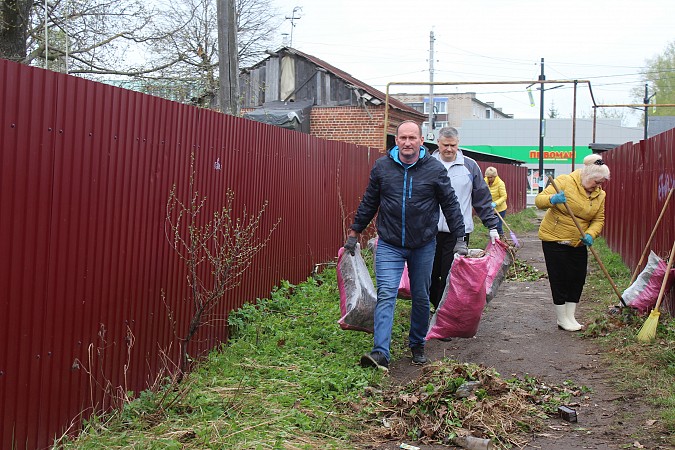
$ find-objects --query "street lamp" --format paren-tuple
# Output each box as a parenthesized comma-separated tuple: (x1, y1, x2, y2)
(528, 58, 563, 192)
(285, 6, 302, 47)
(643, 84, 656, 140)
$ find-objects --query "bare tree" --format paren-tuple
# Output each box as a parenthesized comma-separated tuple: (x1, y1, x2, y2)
(1, 0, 281, 85)
(0, 0, 184, 75)
(165, 155, 279, 378)
(147, 0, 281, 106)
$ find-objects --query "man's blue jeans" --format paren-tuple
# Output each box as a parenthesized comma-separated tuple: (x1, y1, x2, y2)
(373, 238, 436, 361)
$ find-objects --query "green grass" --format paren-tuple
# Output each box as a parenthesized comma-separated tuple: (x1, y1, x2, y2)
(56, 276, 407, 449)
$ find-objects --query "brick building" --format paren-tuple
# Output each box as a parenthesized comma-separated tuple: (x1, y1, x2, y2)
(239, 47, 426, 150)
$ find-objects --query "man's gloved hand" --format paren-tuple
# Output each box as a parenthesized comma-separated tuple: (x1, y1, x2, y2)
(344, 235, 358, 256)
(490, 201, 497, 209)
(453, 238, 468, 256)
(489, 228, 499, 244)
(550, 190, 567, 205)
(581, 234, 593, 246)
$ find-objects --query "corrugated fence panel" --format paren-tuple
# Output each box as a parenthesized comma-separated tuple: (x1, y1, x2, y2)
(603, 129, 675, 315)
(0, 59, 376, 449)
(476, 162, 529, 213)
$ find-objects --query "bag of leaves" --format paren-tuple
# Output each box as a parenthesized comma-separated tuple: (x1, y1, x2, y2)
(426, 252, 489, 339)
(623, 251, 675, 314)
(337, 244, 376, 332)
(484, 239, 514, 303)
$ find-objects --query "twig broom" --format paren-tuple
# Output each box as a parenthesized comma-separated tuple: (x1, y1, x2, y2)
(637, 239, 675, 342)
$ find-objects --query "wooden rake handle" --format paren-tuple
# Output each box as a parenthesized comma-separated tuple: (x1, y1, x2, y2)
(630, 188, 674, 285)
(653, 240, 675, 313)
(547, 176, 625, 305)
(495, 208, 514, 234)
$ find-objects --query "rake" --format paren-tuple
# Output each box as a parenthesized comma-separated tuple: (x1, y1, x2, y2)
(495, 209, 519, 248)
(637, 239, 675, 342)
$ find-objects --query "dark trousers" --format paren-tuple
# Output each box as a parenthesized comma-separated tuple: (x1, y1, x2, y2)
(495, 210, 506, 236)
(541, 241, 588, 305)
(430, 232, 470, 309)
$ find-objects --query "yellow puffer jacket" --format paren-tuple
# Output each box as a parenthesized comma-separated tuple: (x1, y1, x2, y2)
(535, 170, 605, 247)
(485, 176, 508, 212)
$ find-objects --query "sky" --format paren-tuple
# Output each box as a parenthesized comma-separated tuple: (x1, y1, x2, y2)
(269, 0, 674, 127)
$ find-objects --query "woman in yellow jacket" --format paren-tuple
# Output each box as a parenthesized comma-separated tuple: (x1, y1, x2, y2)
(535, 154, 610, 332)
(485, 167, 508, 237)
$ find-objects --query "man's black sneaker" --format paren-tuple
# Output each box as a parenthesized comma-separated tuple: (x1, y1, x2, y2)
(411, 345, 428, 365)
(360, 351, 389, 371)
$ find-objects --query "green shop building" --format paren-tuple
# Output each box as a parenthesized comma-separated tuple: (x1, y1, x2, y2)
(457, 118, 642, 204)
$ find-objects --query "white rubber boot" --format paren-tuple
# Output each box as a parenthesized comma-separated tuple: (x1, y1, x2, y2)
(555, 304, 577, 331)
(565, 302, 583, 330)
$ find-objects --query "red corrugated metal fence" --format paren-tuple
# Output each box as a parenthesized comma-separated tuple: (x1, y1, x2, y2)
(603, 129, 675, 314)
(475, 162, 528, 213)
(0, 59, 378, 449)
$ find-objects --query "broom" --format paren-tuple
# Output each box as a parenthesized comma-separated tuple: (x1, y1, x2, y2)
(637, 239, 675, 342)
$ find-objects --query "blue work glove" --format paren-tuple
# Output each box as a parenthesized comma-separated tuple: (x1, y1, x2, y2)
(580, 234, 593, 246)
(550, 190, 567, 205)
(344, 235, 358, 256)
(453, 238, 468, 256)
(490, 201, 497, 209)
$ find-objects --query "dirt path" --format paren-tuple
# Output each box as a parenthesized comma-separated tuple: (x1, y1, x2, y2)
(375, 215, 667, 450)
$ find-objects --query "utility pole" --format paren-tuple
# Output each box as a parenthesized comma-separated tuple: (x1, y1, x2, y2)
(217, 0, 239, 115)
(538, 57, 545, 193)
(427, 30, 435, 141)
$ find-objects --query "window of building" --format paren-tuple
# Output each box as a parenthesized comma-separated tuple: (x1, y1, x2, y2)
(409, 102, 424, 113)
(423, 100, 448, 114)
(423, 120, 449, 131)
(527, 168, 556, 195)
(485, 109, 491, 119)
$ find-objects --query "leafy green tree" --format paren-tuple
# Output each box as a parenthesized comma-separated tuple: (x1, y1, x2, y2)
(634, 40, 675, 116)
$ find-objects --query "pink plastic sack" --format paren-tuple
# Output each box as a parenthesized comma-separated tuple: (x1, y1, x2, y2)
(426, 253, 489, 340)
(337, 245, 376, 332)
(398, 263, 412, 299)
(484, 240, 514, 303)
(623, 251, 675, 314)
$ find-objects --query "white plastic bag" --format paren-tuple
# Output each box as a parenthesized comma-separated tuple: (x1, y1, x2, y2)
(337, 244, 376, 332)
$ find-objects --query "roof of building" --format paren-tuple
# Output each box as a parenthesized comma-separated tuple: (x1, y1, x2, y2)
(245, 47, 424, 118)
(460, 147, 525, 165)
(422, 143, 525, 165)
(588, 143, 619, 153)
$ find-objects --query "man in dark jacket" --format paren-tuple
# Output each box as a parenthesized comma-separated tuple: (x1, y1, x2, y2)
(343, 121, 466, 370)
